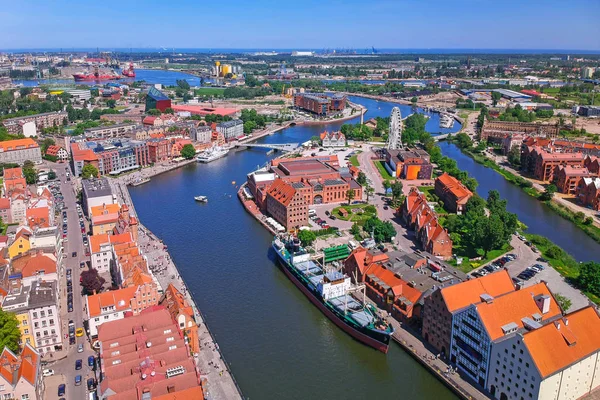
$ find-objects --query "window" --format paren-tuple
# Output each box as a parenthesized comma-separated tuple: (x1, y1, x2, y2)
(48, 309, 52, 316)
(32, 312, 37, 319)
(21, 394, 30, 400)
(112, 360, 121, 365)
(166, 337, 175, 342)
(40, 311, 45, 317)
(49, 319, 54, 325)
(24, 329, 29, 334)
(168, 345, 177, 350)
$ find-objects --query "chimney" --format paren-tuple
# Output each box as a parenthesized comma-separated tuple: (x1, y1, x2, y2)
(534, 294, 551, 314)
(564, 318, 569, 326)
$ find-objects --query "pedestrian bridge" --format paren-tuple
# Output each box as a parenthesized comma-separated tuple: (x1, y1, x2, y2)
(235, 143, 300, 152)
(433, 133, 451, 141)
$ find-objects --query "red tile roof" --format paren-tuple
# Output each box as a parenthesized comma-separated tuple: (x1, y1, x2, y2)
(11, 251, 57, 277)
(87, 286, 138, 317)
(266, 178, 297, 207)
(440, 270, 515, 313)
(524, 306, 600, 378)
(436, 172, 473, 201)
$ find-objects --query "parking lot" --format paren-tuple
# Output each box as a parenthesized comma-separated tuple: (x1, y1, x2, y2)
(470, 235, 591, 312)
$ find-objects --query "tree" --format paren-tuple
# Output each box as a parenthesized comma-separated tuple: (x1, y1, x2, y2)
(41, 138, 55, 153)
(106, 99, 116, 109)
(298, 229, 317, 247)
(350, 223, 361, 235)
(391, 180, 403, 202)
(540, 184, 557, 201)
(472, 214, 506, 257)
(180, 144, 196, 160)
(356, 172, 367, 186)
(48, 170, 57, 180)
(243, 120, 257, 134)
(577, 261, 600, 296)
(147, 109, 161, 116)
(491, 91, 501, 107)
(554, 293, 572, 312)
(0, 310, 21, 355)
(507, 146, 521, 168)
(366, 185, 375, 202)
(81, 164, 98, 179)
(80, 268, 106, 295)
(346, 189, 356, 205)
(22, 162, 37, 184)
(382, 180, 392, 195)
(164, 107, 174, 114)
(411, 96, 418, 105)
(310, 135, 321, 145)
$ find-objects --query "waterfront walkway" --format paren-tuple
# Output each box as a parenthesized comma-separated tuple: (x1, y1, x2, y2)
(109, 162, 244, 400)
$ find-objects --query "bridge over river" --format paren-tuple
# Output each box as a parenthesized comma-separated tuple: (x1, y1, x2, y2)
(234, 142, 300, 152)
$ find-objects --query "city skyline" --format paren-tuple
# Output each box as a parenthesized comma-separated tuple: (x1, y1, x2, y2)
(1, 0, 599, 50)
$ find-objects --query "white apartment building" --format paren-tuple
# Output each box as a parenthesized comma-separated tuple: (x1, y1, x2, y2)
(216, 119, 244, 141)
(488, 306, 600, 400)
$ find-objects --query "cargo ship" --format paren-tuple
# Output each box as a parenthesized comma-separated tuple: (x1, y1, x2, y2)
(272, 235, 393, 353)
(73, 66, 120, 82)
(122, 63, 136, 78)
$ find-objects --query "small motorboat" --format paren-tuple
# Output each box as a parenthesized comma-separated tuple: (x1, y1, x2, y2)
(194, 196, 208, 203)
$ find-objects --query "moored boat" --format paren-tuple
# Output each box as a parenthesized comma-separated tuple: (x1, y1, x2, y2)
(196, 147, 230, 163)
(194, 195, 208, 202)
(272, 235, 393, 353)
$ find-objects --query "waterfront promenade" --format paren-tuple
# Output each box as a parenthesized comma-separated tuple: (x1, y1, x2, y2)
(108, 164, 244, 400)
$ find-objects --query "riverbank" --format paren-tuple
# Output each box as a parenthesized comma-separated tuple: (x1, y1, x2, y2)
(108, 168, 244, 400)
(456, 144, 600, 243)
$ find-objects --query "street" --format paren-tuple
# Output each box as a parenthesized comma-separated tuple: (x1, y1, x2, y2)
(43, 161, 96, 400)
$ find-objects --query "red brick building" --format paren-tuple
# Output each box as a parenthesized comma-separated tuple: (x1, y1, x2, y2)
(585, 155, 600, 174)
(147, 138, 170, 163)
(293, 93, 347, 116)
(577, 177, 600, 211)
(265, 179, 309, 230)
(399, 188, 453, 259)
(555, 165, 598, 194)
(434, 173, 473, 214)
(421, 270, 515, 357)
(522, 146, 586, 182)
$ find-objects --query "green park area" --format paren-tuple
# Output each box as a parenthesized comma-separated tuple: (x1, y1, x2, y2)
(332, 204, 378, 223)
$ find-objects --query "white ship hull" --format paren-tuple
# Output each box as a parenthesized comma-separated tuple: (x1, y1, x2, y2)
(196, 148, 230, 163)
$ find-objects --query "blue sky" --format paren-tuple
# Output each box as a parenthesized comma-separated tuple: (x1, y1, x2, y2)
(1, 0, 599, 50)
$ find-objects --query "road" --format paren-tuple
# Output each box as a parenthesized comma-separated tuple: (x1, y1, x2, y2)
(42, 162, 96, 400)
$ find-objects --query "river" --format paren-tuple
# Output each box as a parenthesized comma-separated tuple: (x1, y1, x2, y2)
(128, 95, 461, 400)
(127, 81, 598, 399)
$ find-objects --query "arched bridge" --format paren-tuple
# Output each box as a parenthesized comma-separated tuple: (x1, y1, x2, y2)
(433, 133, 451, 141)
(235, 143, 300, 152)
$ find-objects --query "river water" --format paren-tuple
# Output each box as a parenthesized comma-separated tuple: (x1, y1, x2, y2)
(124, 75, 599, 399)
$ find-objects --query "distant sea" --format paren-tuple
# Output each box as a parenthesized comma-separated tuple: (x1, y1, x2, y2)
(2, 47, 600, 54)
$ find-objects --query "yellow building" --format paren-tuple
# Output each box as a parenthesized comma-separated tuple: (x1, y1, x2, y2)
(90, 203, 120, 235)
(15, 312, 34, 348)
(7, 229, 31, 259)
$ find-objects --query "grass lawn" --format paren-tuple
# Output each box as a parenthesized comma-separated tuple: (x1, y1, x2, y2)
(349, 155, 360, 167)
(194, 87, 226, 96)
(450, 243, 513, 273)
(370, 137, 385, 142)
(332, 204, 377, 223)
(374, 160, 394, 180)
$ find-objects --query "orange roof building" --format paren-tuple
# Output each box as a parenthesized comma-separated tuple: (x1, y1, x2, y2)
(97, 306, 204, 400)
(265, 178, 308, 230)
(86, 286, 138, 337)
(488, 306, 600, 400)
(25, 206, 51, 229)
(3, 167, 27, 195)
(434, 173, 473, 214)
(449, 281, 560, 389)
(0, 138, 41, 165)
(11, 251, 57, 283)
(0, 343, 40, 400)
(91, 203, 121, 235)
(89, 232, 133, 274)
(160, 284, 200, 354)
(422, 270, 515, 358)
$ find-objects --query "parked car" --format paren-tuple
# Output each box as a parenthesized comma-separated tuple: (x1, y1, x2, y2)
(75, 359, 82, 370)
(75, 375, 82, 386)
(88, 355, 95, 367)
(87, 378, 96, 391)
(68, 303, 73, 313)
(78, 344, 84, 353)
(72, 252, 77, 257)
(58, 384, 66, 396)
(76, 328, 84, 337)
(80, 262, 86, 269)
(69, 336, 75, 345)
(42, 369, 54, 377)
(66, 268, 72, 276)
